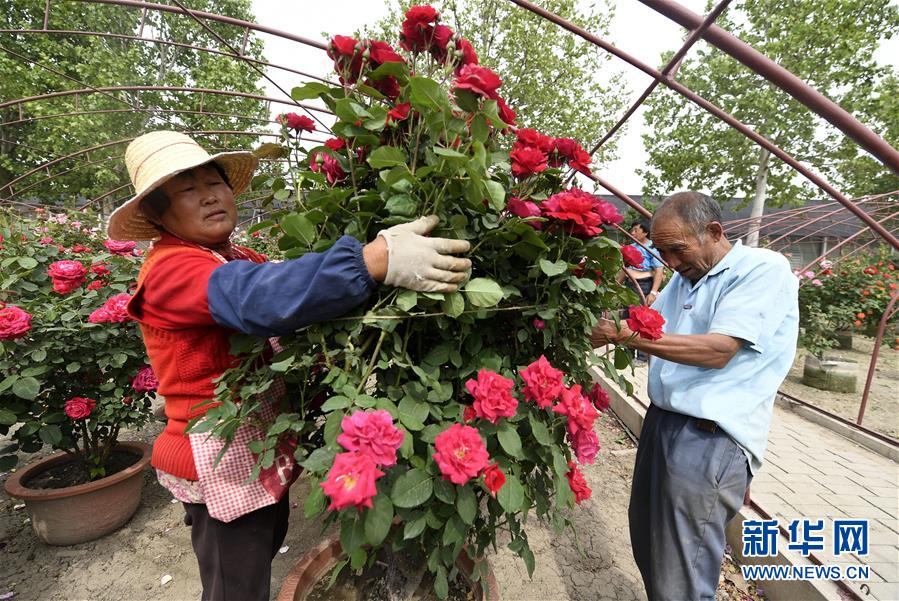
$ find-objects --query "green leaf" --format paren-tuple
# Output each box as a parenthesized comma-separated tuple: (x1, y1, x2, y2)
(463, 278, 503, 308)
(281, 214, 315, 246)
(368, 60, 409, 81)
(17, 257, 38, 269)
(30, 349, 46, 362)
(456, 485, 477, 525)
(408, 76, 452, 113)
(397, 396, 428, 431)
(39, 424, 62, 446)
(320, 395, 351, 412)
(539, 258, 568, 276)
(497, 473, 525, 513)
(66, 361, 81, 374)
(350, 547, 367, 570)
(403, 511, 428, 539)
(442, 514, 467, 546)
(12, 376, 39, 400)
(385, 193, 417, 217)
(483, 180, 505, 211)
(434, 565, 449, 600)
(340, 516, 366, 554)
(367, 146, 407, 169)
(364, 494, 394, 546)
(291, 82, 333, 100)
(614, 346, 631, 370)
(497, 421, 524, 459)
(528, 414, 553, 446)
(0, 409, 17, 426)
(391, 468, 433, 508)
(434, 478, 456, 504)
(433, 146, 467, 159)
(441, 292, 464, 318)
(304, 483, 326, 518)
(327, 559, 348, 590)
(300, 447, 336, 472)
(0, 375, 17, 393)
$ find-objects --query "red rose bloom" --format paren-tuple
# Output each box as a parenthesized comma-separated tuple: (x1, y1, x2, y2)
(310, 151, 346, 186)
(519, 355, 564, 409)
(280, 113, 315, 132)
(103, 239, 137, 255)
(88, 293, 134, 324)
(86, 280, 105, 291)
(70, 244, 91, 253)
(588, 383, 611, 413)
(626, 305, 665, 341)
(430, 24, 454, 61)
(64, 396, 97, 420)
(462, 405, 477, 422)
(399, 5, 439, 53)
(337, 409, 405, 467)
(620, 244, 644, 268)
(570, 428, 600, 465)
(455, 38, 479, 69)
(533, 318, 545, 330)
(131, 365, 159, 393)
(496, 97, 517, 128)
(510, 145, 548, 179)
(506, 197, 541, 222)
(552, 384, 599, 436)
(368, 40, 405, 65)
(369, 75, 401, 100)
(566, 461, 592, 504)
(0, 305, 32, 340)
(595, 200, 623, 225)
(453, 64, 502, 99)
(324, 137, 347, 151)
(465, 369, 518, 424)
(328, 34, 358, 61)
(515, 128, 555, 153)
(47, 260, 88, 294)
(387, 102, 412, 125)
(433, 423, 489, 485)
(541, 189, 603, 237)
(483, 463, 506, 496)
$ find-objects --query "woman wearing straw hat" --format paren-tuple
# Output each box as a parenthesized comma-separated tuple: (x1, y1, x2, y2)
(110, 130, 471, 601)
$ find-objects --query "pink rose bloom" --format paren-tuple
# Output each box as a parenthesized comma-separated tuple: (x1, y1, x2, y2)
(570, 428, 600, 465)
(811, 279, 823, 287)
(320, 451, 384, 511)
(520, 355, 564, 408)
(88, 293, 133, 323)
(803, 270, 815, 279)
(337, 410, 405, 467)
(594, 200, 623, 225)
(104, 239, 137, 255)
(131, 365, 159, 393)
(64, 396, 97, 420)
(0, 305, 33, 340)
(465, 369, 518, 424)
(39, 236, 54, 246)
(310, 151, 346, 186)
(433, 423, 489, 485)
(47, 260, 88, 294)
(553, 385, 599, 436)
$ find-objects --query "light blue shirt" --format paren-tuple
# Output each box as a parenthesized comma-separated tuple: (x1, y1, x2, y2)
(647, 241, 799, 473)
(631, 240, 664, 272)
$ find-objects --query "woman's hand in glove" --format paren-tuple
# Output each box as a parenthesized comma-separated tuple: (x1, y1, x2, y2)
(363, 216, 471, 293)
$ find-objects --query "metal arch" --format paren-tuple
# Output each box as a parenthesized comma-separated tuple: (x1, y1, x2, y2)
(507, 0, 899, 251)
(1, 30, 336, 87)
(1, 107, 279, 128)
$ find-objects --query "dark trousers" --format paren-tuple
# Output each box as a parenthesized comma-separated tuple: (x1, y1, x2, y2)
(183, 496, 290, 601)
(629, 404, 751, 601)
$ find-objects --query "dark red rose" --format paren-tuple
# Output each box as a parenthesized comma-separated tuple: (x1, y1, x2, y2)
(430, 24, 454, 61)
(328, 35, 358, 60)
(541, 189, 603, 237)
(455, 38, 478, 69)
(324, 138, 346, 151)
(462, 405, 477, 422)
(310, 152, 346, 186)
(131, 365, 159, 393)
(369, 75, 401, 99)
(566, 461, 591, 504)
(506, 197, 541, 220)
(626, 305, 665, 340)
(496, 97, 517, 128)
(588, 383, 610, 413)
(483, 463, 505, 496)
(367, 40, 404, 65)
(64, 397, 96, 420)
(515, 128, 555, 153)
(453, 64, 502, 99)
(400, 5, 439, 53)
(510, 145, 548, 179)
(387, 102, 412, 124)
(621, 244, 644, 268)
(0, 305, 32, 340)
(533, 318, 545, 330)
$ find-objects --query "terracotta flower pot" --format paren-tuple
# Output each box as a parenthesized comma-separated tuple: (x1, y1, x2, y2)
(4, 441, 151, 546)
(277, 535, 501, 601)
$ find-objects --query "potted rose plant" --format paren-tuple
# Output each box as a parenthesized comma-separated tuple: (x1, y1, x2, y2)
(0, 208, 157, 545)
(197, 6, 649, 598)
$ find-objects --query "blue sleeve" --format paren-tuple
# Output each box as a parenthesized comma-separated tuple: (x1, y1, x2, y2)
(708, 254, 798, 353)
(207, 235, 377, 337)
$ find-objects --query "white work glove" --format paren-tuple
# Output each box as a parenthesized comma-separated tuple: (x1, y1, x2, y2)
(378, 215, 472, 293)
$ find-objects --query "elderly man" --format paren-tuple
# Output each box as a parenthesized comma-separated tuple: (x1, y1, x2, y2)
(592, 191, 799, 601)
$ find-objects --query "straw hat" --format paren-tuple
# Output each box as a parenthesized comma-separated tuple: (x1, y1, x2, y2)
(107, 131, 259, 241)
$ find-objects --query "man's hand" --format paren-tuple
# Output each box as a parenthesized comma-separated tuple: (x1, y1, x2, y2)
(590, 317, 631, 348)
(377, 215, 472, 293)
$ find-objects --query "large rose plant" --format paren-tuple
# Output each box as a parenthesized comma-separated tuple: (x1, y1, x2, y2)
(0, 209, 155, 480)
(198, 6, 645, 596)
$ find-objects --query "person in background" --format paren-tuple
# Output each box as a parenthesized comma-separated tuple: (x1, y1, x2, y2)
(621, 217, 664, 306)
(591, 191, 799, 601)
(108, 131, 472, 601)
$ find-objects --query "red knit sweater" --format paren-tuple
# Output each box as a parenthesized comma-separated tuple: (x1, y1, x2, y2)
(126, 234, 265, 480)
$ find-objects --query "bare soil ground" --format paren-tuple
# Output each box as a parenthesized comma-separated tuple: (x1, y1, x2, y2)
(781, 335, 898, 439)
(1, 416, 766, 601)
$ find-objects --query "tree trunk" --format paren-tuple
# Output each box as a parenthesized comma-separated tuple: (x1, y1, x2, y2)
(745, 147, 771, 247)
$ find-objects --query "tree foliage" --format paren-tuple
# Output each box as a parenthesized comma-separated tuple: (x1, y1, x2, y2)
(366, 0, 629, 162)
(640, 0, 898, 208)
(0, 0, 269, 210)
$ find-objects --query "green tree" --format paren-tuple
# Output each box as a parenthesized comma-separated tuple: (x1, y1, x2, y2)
(640, 0, 898, 246)
(0, 0, 270, 212)
(366, 0, 629, 161)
